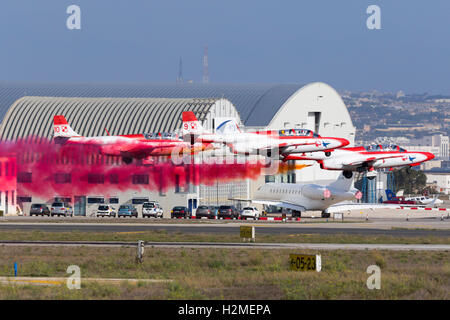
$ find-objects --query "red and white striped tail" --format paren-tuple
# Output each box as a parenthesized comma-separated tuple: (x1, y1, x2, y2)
(182, 111, 204, 136)
(53, 115, 81, 138)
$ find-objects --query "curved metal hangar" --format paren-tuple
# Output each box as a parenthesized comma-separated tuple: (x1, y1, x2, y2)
(0, 82, 355, 216)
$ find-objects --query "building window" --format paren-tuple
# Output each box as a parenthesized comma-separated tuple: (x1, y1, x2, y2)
(108, 197, 119, 204)
(175, 175, 188, 193)
(87, 197, 105, 204)
(109, 174, 119, 184)
(54, 197, 71, 203)
(88, 173, 105, 184)
(54, 173, 71, 184)
(17, 196, 32, 203)
(132, 174, 149, 184)
(265, 175, 275, 183)
(17, 172, 32, 183)
(132, 197, 149, 205)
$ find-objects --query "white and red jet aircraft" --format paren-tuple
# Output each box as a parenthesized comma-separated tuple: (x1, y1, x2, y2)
(182, 112, 350, 159)
(53, 115, 213, 164)
(284, 144, 435, 179)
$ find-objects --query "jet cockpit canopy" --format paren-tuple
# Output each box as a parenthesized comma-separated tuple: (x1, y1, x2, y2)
(144, 132, 180, 140)
(364, 144, 406, 152)
(278, 129, 320, 138)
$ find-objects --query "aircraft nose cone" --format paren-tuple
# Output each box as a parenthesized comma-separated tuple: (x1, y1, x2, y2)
(424, 152, 435, 161)
(336, 138, 350, 148)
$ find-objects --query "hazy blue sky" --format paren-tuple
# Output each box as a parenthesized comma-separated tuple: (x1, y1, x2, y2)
(0, 1, 449, 94)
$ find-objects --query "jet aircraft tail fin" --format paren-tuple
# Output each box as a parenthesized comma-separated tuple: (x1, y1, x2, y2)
(182, 111, 205, 136)
(328, 172, 354, 192)
(215, 119, 241, 135)
(53, 115, 81, 138)
(385, 189, 396, 201)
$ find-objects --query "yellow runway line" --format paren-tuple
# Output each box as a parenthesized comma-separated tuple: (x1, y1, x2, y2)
(114, 231, 147, 234)
(0, 276, 172, 286)
(7, 279, 63, 285)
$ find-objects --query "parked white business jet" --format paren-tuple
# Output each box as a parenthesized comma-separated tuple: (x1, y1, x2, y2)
(405, 195, 444, 207)
(252, 173, 400, 217)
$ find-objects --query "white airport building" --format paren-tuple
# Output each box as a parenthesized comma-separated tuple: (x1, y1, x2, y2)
(425, 172, 450, 195)
(0, 82, 355, 216)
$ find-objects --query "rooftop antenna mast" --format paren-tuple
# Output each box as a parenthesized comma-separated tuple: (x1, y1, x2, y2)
(177, 57, 183, 83)
(202, 45, 209, 84)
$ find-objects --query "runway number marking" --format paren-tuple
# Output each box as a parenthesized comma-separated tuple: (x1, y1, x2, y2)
(289, 254, 321, 272)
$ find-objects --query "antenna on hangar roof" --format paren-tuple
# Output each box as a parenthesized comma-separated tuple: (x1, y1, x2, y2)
(177, 57, 183, 83)
(202, 45, 209, 84)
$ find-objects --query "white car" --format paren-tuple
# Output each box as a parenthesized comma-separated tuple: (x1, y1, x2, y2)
(240, 206, 260, 220)
(142, 201, 163, 218)
(96, 205, 116, 217)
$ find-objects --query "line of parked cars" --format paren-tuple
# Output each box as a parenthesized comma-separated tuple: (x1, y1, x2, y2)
(170, 205, 261, 220)
(29, 201, 261, 220)
(95, 201, 163, 218)
(29, 201, 163, 218)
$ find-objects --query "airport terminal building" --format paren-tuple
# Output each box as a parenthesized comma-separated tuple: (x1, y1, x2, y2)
(0, 82, 355, 216)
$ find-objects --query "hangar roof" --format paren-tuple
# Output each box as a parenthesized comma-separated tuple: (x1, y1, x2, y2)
(0, 82, 304, 127)
(0, 97, 221, 141)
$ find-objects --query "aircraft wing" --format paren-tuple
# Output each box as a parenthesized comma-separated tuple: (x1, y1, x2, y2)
(245, 144, 317, 158)
(343, 155, 404, 167)
(113, 144, 157, 158)
(427, 198, 438, 207)
(121, 147, 152, 159)
(119, 142, 181, 158)
(279, 142, 317, 148)
(324, 202, 401, 213)
(252, 199, 307, 212)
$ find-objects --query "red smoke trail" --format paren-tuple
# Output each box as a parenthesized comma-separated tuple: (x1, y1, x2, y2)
(0, 137, 268, 200)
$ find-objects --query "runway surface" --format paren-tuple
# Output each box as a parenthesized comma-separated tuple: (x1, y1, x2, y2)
(0, 218, 449, 237)
(1, 240, 449, 251)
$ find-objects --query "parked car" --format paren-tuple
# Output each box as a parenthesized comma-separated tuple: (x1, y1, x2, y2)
(195, 205, 214, 219)
(142, 201, 163, 218)
(118, 204, 138, 218)
(171, 206, 191, 218)
(29, 203, 50, 216)
(50, 202, 73, 217)
(218, 205, 240, 219)
(240, 206, 260, 220)
(96, 204, 116, 217)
